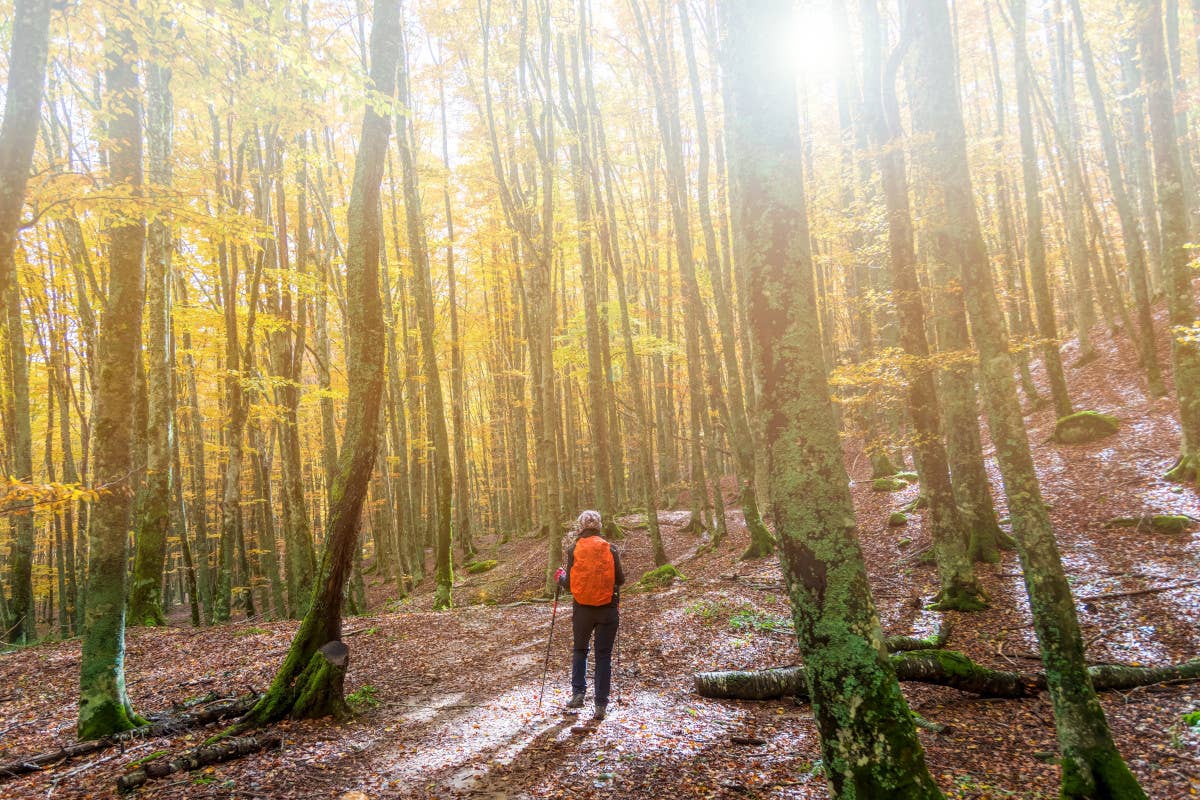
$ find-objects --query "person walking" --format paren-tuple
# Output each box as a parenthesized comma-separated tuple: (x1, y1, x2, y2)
(555, 510, 625, 721)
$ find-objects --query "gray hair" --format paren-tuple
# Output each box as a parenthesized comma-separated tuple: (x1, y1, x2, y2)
(577, 510, 602, 532)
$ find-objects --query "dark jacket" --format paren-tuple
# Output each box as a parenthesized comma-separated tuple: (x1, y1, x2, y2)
(558, 533, 625, 607)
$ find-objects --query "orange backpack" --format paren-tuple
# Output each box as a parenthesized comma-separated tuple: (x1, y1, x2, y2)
(570, 535, 615, 606)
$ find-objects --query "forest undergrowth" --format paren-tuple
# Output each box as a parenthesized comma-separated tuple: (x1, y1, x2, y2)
(1, 314, 1198, 799)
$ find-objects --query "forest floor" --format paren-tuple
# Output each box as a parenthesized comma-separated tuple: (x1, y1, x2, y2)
(3, 314, 1200, 799)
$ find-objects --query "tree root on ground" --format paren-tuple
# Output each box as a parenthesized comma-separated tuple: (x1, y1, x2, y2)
(0, 694, 259, 780)
(115, 734, 280, 792)
(694, 650, 1200, 701)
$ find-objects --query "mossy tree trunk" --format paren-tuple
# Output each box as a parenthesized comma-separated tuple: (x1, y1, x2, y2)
(725, 3, 942, 796)
(78, 5, 149, 740)
(239, 0, 397, 727)
(903, 25, 1004, 564)
(696, 652, 1200, 701)
(0, 0, 51, 646)
(860, 0, 984, 610)
(905, 2, 1147, 796)
(396, 15, 453, 611)
(129, 58, 174, 629)
(1140, 0, 1200, 486)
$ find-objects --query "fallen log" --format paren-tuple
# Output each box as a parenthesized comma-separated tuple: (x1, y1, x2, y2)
(116, 734, 280, 792)
(694, 650, 1200, 701)
(885, 619, 951, 652)
(0, 694, 259, 780)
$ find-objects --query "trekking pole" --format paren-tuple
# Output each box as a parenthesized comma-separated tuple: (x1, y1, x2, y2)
(537, 581, 562, 713)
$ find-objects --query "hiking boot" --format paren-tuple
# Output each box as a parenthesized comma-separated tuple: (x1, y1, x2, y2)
(593, 703, 607, 721)
(566, 692, 585, 709)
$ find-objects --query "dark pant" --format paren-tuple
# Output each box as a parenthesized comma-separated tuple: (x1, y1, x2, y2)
(571, 603, 619, 705)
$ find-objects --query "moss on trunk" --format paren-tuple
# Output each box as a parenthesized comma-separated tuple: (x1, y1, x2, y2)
(78, 9, 147, 741)
(906, 1, 1145, 795)
(727, 4, 943, 796)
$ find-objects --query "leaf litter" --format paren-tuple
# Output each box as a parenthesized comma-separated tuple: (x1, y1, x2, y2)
(1, 319, 1199, 798)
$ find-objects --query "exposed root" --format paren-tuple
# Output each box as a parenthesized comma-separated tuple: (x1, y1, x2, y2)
(1164, 454, 1198, 484)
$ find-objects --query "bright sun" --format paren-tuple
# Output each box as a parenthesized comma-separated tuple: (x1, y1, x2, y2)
(787, 1, 844, 80)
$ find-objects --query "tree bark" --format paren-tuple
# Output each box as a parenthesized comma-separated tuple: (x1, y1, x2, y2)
(860, 0, 984, 608)
(0, 0, 52, 646)
(128, 58, 175, 628)
(396, 17, 454, 610)
(1013, 0, 1073, 418)
(236, 0, 398, 727)
(905, 2, 1147, 795)
(1069, 0, 1165, 397)
(1141, 0, 1200, 486)
(695, 653, 1200, 701)
(725, 3, 942, 796)
(78, 4, 148, 740)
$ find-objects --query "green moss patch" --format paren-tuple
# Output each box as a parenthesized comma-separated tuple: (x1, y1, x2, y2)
(346, 685, 379, 710)
(888, 512, 909, 527)
(1052, 410, 1120, 444)
(639, 564, 684, 589)
(871, 477, 908, 492)
(1106, 514, 1195, 534)
(464, 559, 498, 574)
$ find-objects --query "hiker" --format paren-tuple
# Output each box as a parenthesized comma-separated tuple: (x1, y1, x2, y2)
(554, 510, 625, 721)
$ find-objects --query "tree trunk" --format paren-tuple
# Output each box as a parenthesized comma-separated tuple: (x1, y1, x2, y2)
(1013, 0, 1073, 418)
(1142, 0, 1200, 486)
(1069, 0, 1165, 397)
(0, 0, 52, 646)
(1048, 2, 1097, 364)
(678, 0, 772, 559)
(559, 26, 618, 539)
(905, 2, 1148, 796)
(237, 0, 397, 727)
(439, 75, 472, 563)
(78, 8, 148, 739)
(860, 0, 984, 607)
(695, 652, 1200, 701)
(396, 20, 454, 610)
(129, 59, 174, 628)
(724, 3, 942, 796)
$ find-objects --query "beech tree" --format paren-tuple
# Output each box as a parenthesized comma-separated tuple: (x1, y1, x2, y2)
(78, 1, 149, 740)
(0, 0, 52, 646)
(905, 0, 1147, 795)
(238, 0, 400, 725)
(724, 1, 941, 795)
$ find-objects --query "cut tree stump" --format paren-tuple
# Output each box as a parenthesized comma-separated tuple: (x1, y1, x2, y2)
(694, 651, 1200, 701)
(116, 734, 281, 792)
(0, 694, 259, 780)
